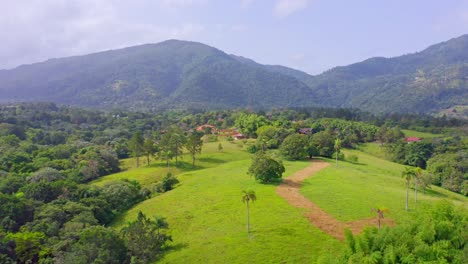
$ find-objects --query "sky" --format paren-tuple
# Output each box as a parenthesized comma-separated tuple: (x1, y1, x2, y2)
(1, 0, 467, 74)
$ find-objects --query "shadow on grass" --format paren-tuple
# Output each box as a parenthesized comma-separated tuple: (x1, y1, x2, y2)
(158, 242, 189, 262)
(421, 188, 449, 199)
(346, 161, 367, 166)
(258, 178, 283, 186)
(145, 160, 208, 171)
(197, 156, 226, 165)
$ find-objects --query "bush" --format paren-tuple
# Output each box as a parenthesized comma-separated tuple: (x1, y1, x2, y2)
(155, 173, 179, 193)
(332, 152, 345, 161)
(246, 144, 258, 153)
(347, 154, 359, 163)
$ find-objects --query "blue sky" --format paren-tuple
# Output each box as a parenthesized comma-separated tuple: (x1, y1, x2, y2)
(1, 0, 467, 74)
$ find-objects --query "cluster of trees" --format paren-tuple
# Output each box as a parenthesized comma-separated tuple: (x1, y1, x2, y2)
(0, 104, 186, 263)
(378, 125, 467, 195)
(127, 128, 204, 169)
(332, 201, 467, 264)
(254, 118, 377, 161)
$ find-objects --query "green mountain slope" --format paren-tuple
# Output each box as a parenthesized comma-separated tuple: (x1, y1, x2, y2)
(305, 34, 468, 114)
(0, 40, 315, 111)
(0, 35, 467, 114)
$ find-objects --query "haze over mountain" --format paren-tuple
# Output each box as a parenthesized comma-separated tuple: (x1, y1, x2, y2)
(0, 34, 467, 115)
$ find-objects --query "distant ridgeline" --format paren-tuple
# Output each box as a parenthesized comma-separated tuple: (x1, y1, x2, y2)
(0, 35, 467, 116)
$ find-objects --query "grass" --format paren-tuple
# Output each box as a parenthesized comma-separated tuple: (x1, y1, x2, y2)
(356, 142, 389, 160)
(92, 140, 251, 188)
(112, 159, 342, 263)
(300, 149, 467, 223)
(96, 137, 466, 263)
(402, 129, 443, 138)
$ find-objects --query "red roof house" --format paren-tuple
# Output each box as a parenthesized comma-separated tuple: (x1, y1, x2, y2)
(405, 137, 422, 143)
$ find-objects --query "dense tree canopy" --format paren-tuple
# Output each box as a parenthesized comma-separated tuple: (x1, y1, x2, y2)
(248, 152, 285, 183)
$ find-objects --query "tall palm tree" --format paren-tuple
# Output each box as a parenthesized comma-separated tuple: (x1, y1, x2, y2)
(372, 206, 389, 229)
(414, 167, 423, 202)
(334, 138, 342, 167)
(401, 167, 416, 211)
(242, 190, 257, 235)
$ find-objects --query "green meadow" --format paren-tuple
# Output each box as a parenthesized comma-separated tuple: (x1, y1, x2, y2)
(301, 149, 467, 223)
(401, 129, 443, 138)
(97, 140, 467, 263)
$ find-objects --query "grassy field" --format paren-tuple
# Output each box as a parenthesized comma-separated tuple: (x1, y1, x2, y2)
(301, 149, 467, 223)
(92, 140, 252, 188)
(98, 137, 467, 263)
(402, 129, 443, 138)
(111, 155, 342, 263)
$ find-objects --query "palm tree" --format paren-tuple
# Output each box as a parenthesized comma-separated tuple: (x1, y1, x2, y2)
(334, 138, 342, 167)
(371, 206, 389, 229)
(242, 190, 257, 235)
(414, 167, 423, 202)
(401, 167, 416, 211)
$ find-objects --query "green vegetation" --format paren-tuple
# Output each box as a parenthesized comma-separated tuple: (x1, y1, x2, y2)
(402, 129, 443, 138)
(339, 201, 467, 264)
(112, 159, 342, 263)
(300, 149, 467, 223)
(0, 103, 465, 263)
(1, 35, 467, 115)
(247, 151, 285, 183)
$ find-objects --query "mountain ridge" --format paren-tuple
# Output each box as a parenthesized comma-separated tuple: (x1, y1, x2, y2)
(0, 34, 466, 115)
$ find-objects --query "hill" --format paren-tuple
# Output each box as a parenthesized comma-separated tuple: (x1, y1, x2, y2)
(106, 141, 466, 263)
(305, 34, 468, 114)
(0, 40, 315, 111)
(0, 35, 467, 115)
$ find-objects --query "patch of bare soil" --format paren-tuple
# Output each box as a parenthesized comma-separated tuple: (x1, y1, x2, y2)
(276, 160, 394, 240)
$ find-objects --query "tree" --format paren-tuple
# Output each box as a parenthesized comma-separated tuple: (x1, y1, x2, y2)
(242, 190, 256, 235)
(256, 125, 290, 149)
(234, 113, 269, 138)
(401, 167, 416, 211)
(310, 130, 335, 158)
(247, 152, 285, 183)
(371, 206, 389, 229)
(60, 226, 127, 264)
(334, 138, 342, 167)
(121, 211, 171, 263)
(217, 143, 223, 152)
(185, 132, 203, 168)
(6, 231, 49, 263)
(414, 167, 423, 202)
(404, 141, 433, 169)
(160, 128, 186, 167)
(129, 132, 144, 168)
(142, 139, 158, 166)
(280, 134, 307, 160)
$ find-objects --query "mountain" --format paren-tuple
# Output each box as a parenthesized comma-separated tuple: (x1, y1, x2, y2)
(0, 35, 467, 115)
(302, 34, 468, 114)
(0, 40, 315, 111)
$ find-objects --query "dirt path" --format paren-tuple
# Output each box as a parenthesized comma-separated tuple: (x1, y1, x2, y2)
(276, 160, 394, 240)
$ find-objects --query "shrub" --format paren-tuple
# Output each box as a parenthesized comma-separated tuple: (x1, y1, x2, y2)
(155, 173, 179, 193)
(347, 154, 359, 163)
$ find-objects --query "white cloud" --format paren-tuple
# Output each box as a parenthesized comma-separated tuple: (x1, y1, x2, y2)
(0, 0, 207, 69)
(273, 0, 309, 18)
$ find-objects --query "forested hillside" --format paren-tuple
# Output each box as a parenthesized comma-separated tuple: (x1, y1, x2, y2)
(0, 40, 314, 111)
(1, 35, 467, 115)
